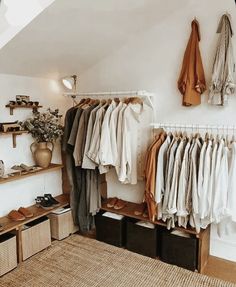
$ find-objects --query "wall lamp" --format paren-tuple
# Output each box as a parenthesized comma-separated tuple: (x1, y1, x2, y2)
(62, 75, 78, 93)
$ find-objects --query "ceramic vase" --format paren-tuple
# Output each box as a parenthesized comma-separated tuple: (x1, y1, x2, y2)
(30, 142, 54, 168)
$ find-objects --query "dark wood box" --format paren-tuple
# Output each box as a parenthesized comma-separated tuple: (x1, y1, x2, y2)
(95, 212, 126, 247)
(126, 219, 158, 258)
(160, 230, 198, 271)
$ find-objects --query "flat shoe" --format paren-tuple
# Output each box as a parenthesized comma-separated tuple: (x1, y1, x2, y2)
(20, 164, 35, 172)
(114, 199, 127, 210)
(18, 207, 33, 218)
(134, 202, 146, 216)
(8, 210, 25, 221)
(107, 197, 118, 208)
(142, 208, 149, 218)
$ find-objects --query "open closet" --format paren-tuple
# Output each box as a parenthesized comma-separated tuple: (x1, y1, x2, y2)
(0, 0, 236, 286)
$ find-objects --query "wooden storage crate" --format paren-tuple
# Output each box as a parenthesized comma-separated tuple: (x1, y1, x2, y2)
(48, 210, 79, 240)
(22, 216, 51, 261)
(0, 233, 17, 276)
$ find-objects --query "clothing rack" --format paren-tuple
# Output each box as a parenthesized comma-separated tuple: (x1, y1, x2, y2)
(151, 122, 236, 133)
(64, 90, 154, 98)
(65, 90, 155, 110)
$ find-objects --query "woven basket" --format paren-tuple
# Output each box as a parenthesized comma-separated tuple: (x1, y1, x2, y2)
(48, 210, 79, 240)
(0, 234, 17, 276)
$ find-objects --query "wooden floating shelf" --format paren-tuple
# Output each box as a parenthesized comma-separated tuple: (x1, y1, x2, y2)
(0, 163, 63, 185)
(0, 194, 69, 237)
(0, 130, 29, 148)
(101, 199, 206, 238)
(5, 104, 43, 115)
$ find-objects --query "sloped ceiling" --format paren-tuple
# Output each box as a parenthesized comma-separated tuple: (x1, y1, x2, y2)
(0, 0, 188, 79)
(0, 0, 55, 49)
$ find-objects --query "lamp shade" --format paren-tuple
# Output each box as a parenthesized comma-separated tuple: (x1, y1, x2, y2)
(62, 75, 77, 91)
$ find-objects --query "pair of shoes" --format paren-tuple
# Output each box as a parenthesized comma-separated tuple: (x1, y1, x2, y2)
(134, 202, 148, 218)
(35, 194, 60, 210)
(106, 197, 127, 210)
(11, 164, 35, 173)
(8, 207, 33, 221)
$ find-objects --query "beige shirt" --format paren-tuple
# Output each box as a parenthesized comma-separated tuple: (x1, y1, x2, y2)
(86, 103, 107, 165)
(82, 104, 101, 169)
(73, 106, 94, 166)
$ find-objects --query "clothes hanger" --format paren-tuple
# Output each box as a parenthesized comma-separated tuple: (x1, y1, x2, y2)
(114, 97, 120, 104)
(225, 125, 230, 146)
(231, 125, 235, 143)
(74, 98, 86, 108)
(80, 98, 92, 109)
(195, 124, 200, 140)
(128, 96, 143, 105)
(182, 124, 187, 140)
(143, 95, 154, 110)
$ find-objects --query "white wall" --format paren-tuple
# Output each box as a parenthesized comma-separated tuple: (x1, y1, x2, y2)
(77, 0, 236, 261)
(0, 73, 70, 217)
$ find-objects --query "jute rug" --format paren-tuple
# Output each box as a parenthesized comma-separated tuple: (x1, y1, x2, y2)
(0, 235, 235, 287)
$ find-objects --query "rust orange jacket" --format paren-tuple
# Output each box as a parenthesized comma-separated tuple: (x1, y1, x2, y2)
(178, 20, 206, 106)
(145, 132, 166, 221)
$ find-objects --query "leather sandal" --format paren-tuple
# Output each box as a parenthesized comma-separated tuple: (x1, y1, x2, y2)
(107, 197, 118, 208)
(8, 210, 26, 221)
(18, 207, 33, 218)
(142, 208, 149, 218)
(114, 199, 127, 210)
(134, 202, 147, 216)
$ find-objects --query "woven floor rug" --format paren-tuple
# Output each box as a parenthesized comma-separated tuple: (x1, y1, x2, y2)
(0, 235, 235, 287)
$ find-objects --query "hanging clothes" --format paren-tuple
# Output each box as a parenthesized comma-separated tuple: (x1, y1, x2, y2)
(63, 96, 150, 231)
(178, 19, 206, 106)
(145, 130, 236, 235)
(62, 107, 79, 225)
(209, 14, 236, 106)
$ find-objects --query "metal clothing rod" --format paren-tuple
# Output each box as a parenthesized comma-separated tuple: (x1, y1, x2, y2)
(151, 123, 236, 131)
(64, 90, 154, 98)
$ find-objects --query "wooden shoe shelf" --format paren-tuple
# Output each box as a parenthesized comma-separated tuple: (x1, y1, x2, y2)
(0, 163, 63, 184)
(0, 194, 70, 263)
(101, 199, 210, 273)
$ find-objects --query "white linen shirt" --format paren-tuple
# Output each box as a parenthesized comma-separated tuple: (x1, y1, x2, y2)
(200, 140, 213, 225)
(118, 103, 143, 185)
(109, 102, 123, 167)
(99, 100, 117, 168)
(115, 103, 127, 177)
(212, 142, 229, 224)
(177, 140, 191, 227)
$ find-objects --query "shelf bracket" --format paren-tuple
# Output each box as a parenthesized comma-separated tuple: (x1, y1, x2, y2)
(9, 107, 14, 116)
(12, 133, 23, 148)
